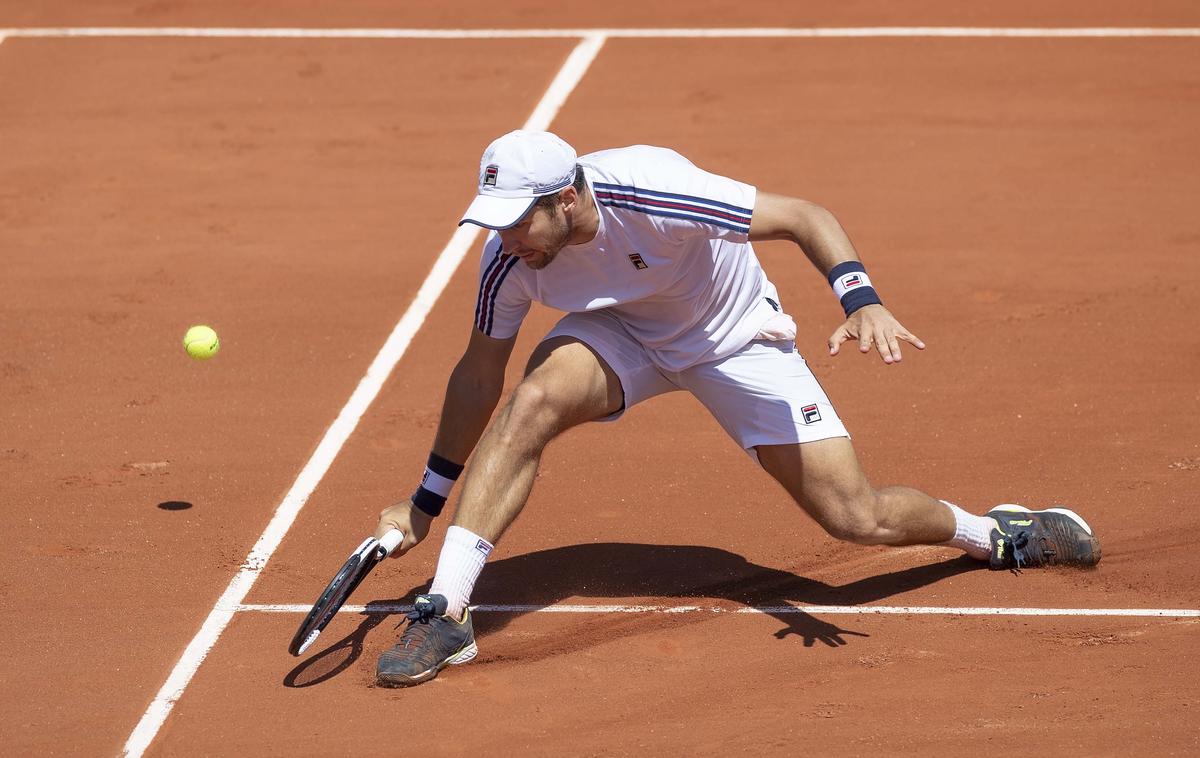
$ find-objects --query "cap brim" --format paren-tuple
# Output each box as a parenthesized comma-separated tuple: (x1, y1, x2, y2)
(458, 194, 539, 230)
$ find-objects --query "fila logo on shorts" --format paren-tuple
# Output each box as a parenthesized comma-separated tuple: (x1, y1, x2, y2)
(628, 253, 649, 270)
(484, 164, 499, 187)
(801, 404, 822, 425)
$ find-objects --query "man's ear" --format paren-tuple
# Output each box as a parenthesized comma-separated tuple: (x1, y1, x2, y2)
(559, 186, 579, 214)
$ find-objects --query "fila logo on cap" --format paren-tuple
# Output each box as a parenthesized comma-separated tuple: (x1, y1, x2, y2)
(628, 253, 648, 270)
(483, 164, 499, 187)
(801, 404, 822, 425)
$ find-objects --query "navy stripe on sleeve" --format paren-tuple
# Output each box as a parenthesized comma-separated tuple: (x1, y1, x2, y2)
(482, 255, 520, 336)
(592, 182, 752, 233)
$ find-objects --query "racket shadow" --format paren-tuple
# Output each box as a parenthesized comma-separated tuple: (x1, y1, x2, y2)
(284, 542, 981, 684)
(283, 611, 391, 688)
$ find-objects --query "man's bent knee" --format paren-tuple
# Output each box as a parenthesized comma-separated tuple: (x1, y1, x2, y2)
(495, 380, 569, 448)
(810, 492, 885, 545)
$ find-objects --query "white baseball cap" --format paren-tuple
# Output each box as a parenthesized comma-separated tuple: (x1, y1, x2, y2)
(458, 130, 578, 230)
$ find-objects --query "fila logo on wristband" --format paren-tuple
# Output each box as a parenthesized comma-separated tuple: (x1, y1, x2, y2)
(828, 261, 883, 317)
(833, 271, 873, 300)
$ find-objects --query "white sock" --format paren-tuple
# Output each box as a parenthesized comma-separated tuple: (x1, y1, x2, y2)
(429, 525, 494, 619)
(940, 500, 996, 560)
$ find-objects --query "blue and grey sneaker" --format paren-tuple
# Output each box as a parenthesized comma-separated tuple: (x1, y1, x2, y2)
(376, 594, 477, 687)
(987, 504, 1101, 571)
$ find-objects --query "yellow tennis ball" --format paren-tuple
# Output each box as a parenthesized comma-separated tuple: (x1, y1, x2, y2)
(183, 325, 220, 360)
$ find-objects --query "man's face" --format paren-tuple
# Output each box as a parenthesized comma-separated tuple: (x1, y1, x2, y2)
(498, 199, 571, 270)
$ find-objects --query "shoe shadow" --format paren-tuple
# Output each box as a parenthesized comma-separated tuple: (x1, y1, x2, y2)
(284, 542, 981, 686)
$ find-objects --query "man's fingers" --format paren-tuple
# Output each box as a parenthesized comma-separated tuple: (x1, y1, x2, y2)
(832, 316, 924, 363)
(882, 333, 902, 364)
(378, 523, 415, 558)
(375, 505, 409, 548)
(828, 327, 853, 356)
(898, 331, 926, 350)
(881, 330, 927, 363)
(393, 533, 419, 558)
(374, 519, 402, 542)
(867, 329, 895, 364)
(871, 324, 926, 365)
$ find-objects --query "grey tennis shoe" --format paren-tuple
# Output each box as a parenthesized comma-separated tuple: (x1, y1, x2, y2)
(987, 504, 1101, 570)
(376, 594, 477, 687)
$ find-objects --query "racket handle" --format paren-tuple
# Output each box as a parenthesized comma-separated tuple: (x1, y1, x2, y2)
(377, 528, 404, 558)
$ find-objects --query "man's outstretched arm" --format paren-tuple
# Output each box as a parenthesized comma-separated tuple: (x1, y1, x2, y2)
(375, 328, 516, 554)
(748, 192, 925, 364)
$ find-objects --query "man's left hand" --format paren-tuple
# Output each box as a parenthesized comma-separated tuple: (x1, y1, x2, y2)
(828, 304, 925, 365)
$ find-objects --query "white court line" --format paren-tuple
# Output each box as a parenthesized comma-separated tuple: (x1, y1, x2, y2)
(239, 603, 1200, 618)
(121, 32, 608, 758)
(1, 26, 1199, 39)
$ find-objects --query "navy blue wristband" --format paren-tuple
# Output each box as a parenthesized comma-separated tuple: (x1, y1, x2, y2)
(426, 453, 464, 481)
(827, 261, 883, 316)
(411, 486, 447, 517)
(411, 453, 465, 518)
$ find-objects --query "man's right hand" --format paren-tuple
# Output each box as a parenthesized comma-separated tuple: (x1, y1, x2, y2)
(375, 499, 434, 558)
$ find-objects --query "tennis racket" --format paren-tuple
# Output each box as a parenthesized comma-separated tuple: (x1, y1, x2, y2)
(288, 528, 404, 656)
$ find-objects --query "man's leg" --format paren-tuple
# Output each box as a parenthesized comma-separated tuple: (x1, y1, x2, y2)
(427, 335, 623, 615)
(377, 336, 623, 687)
(678, 340, 995, 559)
(755, 437, 966, 547)
(755, 437, 1101, 569)
(453, 335, 624, 543)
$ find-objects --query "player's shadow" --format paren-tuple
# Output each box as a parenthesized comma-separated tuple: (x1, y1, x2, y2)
(284, 542, 980, 687)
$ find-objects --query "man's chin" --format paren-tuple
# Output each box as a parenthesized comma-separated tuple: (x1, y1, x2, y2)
(524, 252, 558, 270)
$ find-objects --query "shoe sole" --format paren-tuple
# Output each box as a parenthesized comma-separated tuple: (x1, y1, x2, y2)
(376, 641, 478, 688)
(989, 503, 1094, 535)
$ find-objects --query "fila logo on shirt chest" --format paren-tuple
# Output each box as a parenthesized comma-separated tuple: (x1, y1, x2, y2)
(627, 253, 649, 270)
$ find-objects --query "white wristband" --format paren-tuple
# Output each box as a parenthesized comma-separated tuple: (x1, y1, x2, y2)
(831, 269, 875, 301)
(421, 467, 456, 498)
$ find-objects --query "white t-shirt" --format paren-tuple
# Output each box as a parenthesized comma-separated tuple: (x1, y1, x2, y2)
(473, 145, 784, 372)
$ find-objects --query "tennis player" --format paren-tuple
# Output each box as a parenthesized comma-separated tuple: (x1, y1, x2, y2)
(373, 130, 1100, 687)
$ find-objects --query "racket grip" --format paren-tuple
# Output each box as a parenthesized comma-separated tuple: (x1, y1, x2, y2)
(377, 528, 404, 557)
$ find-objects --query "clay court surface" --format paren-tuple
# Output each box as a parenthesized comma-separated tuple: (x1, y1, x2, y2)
(2, 2, 1200, 755)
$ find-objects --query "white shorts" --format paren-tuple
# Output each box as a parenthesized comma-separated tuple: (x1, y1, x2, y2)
(545, 311, 849, 450)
